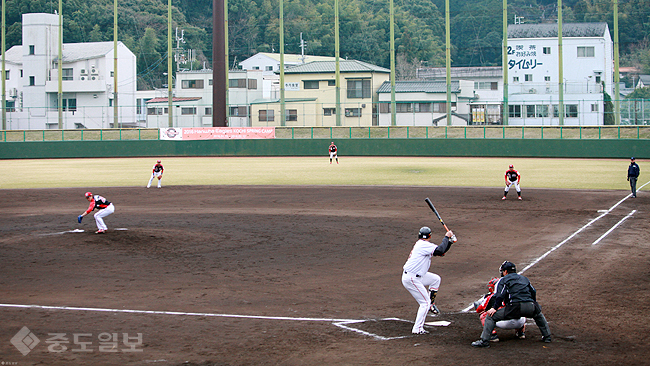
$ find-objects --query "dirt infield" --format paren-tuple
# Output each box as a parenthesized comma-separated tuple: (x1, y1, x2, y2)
(0, 185, 648, 365)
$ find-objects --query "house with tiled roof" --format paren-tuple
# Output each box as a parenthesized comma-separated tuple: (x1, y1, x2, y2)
(376, 80, 475, 126)
(1, 13, 137, 130)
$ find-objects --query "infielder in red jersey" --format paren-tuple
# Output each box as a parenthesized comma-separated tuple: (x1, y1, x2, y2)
(147, 160, 164, 188)
(502, 165, 522, 200)
(78, 192, 115, 234)
(328, 142, 338, 164)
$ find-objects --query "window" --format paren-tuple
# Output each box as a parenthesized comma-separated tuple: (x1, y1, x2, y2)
(553, 104, 578, 117)
(577, 46, 595, 57)
(396, 103, 412, 113)
(62, 68, 73, 81)
(595, 76, 601, 84)
(6, 100, 15, 112)
(433, 103, 447, 113)
(29, 45, 35, 55)
(3, 70, 8, 80)
(259, 109, 274, 121)
(60, 98, 77, 112)
(229, 79, 246, 88)
(205, 107, 212, 115)
(181, 107, 196, 115)
(20, 69, 23, 77)
(323, 108, 336, 116)
(508, 105, 521, 118)
(265, 66, 273, 71)
(526, 105, 535, 118)
(544, 76, 551, 82)
(415, 103, 431, 113)
(286, 109, 297, 121)
(525, 74, 533, 82)
(252, 66, 260, 70)
(29, 76, 35, 86)
(379, 103, 390, 113)
(147, 107, 163, 115)
(229, 106, 247, 116)
(474, 82, 498, 90)
(591, 103, 599, 112)
(347, 79, 371, 98)
(513, 76, 519, 82)
(304, 80, 319, 89)
(182, 79, 204, 89)
(536, 105, 549, 117)
(328, 80, 335, 86)
(345, 108, 362, 117)
(110, 71, 114, 77)
(209, 79, 213, 86)
(248, 79, 257, 90)
(543, 47, 551, 55)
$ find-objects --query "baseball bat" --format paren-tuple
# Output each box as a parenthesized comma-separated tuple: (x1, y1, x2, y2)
(424, 197, 457, 242)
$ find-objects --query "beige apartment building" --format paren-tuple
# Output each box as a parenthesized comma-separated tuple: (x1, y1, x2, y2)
(250, 60, 390, 127)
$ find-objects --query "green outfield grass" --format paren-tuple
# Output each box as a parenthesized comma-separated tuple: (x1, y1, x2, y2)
(0, 156, 641, 191)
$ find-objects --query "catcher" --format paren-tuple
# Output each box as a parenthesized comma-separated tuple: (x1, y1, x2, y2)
(474, 277, 526, 342)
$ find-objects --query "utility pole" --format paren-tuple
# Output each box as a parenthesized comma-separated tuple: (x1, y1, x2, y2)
(113, 0, 118, 128)
(299, 32, 306, 64)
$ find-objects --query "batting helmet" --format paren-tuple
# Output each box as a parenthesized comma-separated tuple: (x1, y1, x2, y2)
(84, 192, 93, 198)
(499, 260, 516, 274)
(418, 226, 432, 239)
(487, 277, 499, 293)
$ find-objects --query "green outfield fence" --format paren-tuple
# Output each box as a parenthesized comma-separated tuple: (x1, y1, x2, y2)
(1, 125, 650, 142)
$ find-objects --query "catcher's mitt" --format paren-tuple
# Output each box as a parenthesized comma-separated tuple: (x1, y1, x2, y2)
(158, 175, 162, 180)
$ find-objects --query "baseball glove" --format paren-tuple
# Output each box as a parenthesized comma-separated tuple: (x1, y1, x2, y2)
(158, 176, 162, 180)
(77, 215, 83, 223)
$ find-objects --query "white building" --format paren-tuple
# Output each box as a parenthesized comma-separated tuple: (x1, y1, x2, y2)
(506, 22, 613, 125)
(239, 52, 336, 74)
(140, 69, 277, 128)
(376, 80, 475, 126)
(2, 13, 137, 130)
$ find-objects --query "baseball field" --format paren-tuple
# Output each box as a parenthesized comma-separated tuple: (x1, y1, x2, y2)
(0, 156, 648, 365)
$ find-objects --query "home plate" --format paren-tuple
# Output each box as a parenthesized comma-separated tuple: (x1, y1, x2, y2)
(425, 321, 451, 326)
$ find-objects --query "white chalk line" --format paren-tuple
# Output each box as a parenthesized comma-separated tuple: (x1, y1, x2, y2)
(461, 184, 649, 313)
(591, 210, 636, 245)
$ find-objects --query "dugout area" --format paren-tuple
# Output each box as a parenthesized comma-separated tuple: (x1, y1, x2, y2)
(0, 185, 648, 365)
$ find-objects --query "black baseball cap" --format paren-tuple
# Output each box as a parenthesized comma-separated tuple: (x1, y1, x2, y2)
(631, 157, 635, 160)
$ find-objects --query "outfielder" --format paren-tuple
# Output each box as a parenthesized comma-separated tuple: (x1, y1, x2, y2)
(502, 164, 522, 200)
(78, 192, 115, 234)
(328, 142, 338, 164)
(147, 160, 164, 188)
(474, 277, 526, 342)
(402, 227, 455, 334)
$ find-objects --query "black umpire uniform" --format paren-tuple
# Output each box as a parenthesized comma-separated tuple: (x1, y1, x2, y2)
(472, 261, 551, 347)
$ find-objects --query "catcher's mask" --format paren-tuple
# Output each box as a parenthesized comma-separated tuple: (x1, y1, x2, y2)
(499, 261, 516, 276)
(85, 192, 93, 198)
(487, 277, 499, 293)
(418, 226, 432, 239)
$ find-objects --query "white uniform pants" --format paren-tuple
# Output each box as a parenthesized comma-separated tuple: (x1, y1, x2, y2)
(402, 271, 441, 333)
(505, 181, 520, 193)
(147, 172, 163, 188)
(329, 151, 337, 160)
(94, 203, 114, 231)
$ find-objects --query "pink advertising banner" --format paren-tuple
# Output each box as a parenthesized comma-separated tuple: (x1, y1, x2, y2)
(160, 127, 275, 140)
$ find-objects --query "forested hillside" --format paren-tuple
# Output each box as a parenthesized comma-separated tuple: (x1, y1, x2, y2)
(4, 0, 650, 89)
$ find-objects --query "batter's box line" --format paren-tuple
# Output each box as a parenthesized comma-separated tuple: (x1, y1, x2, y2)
(333, 318, 412, 341)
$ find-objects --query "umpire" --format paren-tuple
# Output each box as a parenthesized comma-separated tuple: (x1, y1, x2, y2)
(472, 261, 551, 347)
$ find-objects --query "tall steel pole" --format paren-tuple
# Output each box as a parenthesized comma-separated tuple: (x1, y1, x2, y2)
(502, 0, 508, 125)
(224, 0, 229, 125)
(212, 0, 227, 127)
(1, 0, 6, 130)
(280, 0, 285, 126)
(113, 0, 119, 128)
(613, 0, 620, 125)
(389, 0, 396, 125)
(335, 0, 341, 126)
(557, 0, 564, 126)
(168, 0, 173, 127)
(58, 0, 63, 129)
(445, 0, 451, 125)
